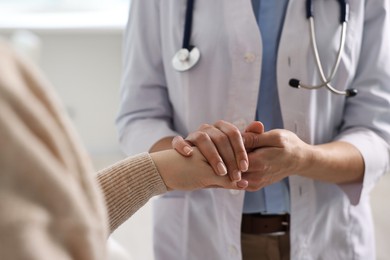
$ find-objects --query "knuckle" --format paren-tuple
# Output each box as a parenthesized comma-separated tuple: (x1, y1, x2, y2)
(245, 133, 260, 148)
(195, 131, 211, 142)
(253, 134, 261, 146)
(215, 119, 226, 126)
(198, 123, 210, 130)
(274, 132, 288, 146)
(280, 134, 289, 145)
(227, 128, 241, 139)
(244, 135, 254, 148)
(262, 164, 270, 173)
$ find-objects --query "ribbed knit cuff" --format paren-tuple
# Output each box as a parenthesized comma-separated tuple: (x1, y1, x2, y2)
(97, 152, 167, 232)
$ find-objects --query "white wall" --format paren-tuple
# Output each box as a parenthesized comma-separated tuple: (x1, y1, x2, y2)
(38, 32, 123, 155)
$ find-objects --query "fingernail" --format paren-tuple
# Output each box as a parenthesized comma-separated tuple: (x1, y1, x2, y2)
(240, 160, 248, 172)
(233, 170, 241, 181)
(217, 162, 227, 176)
(183, 146, 193, 155)
(237, 180, 248, 189)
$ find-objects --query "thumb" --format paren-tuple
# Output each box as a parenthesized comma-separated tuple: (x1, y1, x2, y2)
(242, 121, 264, 150)
(245, 121, 264, 134)
(242, 132, 262, 150)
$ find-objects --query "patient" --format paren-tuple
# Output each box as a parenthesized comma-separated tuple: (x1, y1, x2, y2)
(0, 41, 261, 259)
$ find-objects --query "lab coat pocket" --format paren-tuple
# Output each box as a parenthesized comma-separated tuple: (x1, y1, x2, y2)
(152, 195, 187, 260)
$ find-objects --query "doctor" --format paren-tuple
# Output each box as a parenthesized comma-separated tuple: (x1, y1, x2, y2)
(117, 0, 390, 259)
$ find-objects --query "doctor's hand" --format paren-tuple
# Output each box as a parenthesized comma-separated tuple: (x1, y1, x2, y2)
(150, 148, 249, 191)
(242, 129, 311, 191)
(243, 127, 365, 189)
(172, 120, 264, 182)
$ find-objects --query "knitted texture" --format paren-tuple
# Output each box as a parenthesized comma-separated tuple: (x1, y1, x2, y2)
(98, 153, 167, 232)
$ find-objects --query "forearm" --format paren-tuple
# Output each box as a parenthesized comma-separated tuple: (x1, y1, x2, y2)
(299, 141, 364, 184)
(97, 153, 167, 233)
(98, 149, 245, 233)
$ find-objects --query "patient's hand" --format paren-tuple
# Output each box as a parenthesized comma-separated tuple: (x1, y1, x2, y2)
(150, 148, 249, 191)
(172, 120, 264, 183)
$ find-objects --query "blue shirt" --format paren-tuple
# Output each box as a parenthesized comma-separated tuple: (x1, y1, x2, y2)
(243, 0, 290, 214)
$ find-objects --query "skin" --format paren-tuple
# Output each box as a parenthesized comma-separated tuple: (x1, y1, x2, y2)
(170, 120, 364, 191)
(150, 148, 249, 191)
(150, 121, 263, 183)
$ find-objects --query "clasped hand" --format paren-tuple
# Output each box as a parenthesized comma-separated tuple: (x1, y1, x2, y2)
(172, 120, 311, 191)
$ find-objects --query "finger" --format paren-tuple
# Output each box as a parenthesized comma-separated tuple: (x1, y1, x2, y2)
(214, 120, 248, 173)
(206, 177, 248, 190)
(245, 121, 264, 134)
(243, 129, 287, 150)
(188, 127, 240, 180)
(200, 124, 242, 181)
(246, 149, 269, 172)
(186, 131, 228, 176)
(237, 179, 249, 189)
(241, 171, 268, 192)
(242, 121, 264, 151)
(250, 130, 288, 148)
(242, 132, 262, 150)
(172, 135, 193, 156)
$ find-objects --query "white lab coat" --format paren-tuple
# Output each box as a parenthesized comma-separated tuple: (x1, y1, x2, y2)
(117, 0, 390, 259)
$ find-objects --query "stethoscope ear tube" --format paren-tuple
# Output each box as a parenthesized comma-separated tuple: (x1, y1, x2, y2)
(289, 79, 358, 97)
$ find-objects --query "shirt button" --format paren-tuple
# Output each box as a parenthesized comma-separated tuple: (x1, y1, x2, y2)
(230, 189, 241, 195)
(229, 244, 239, 256)
(244, 52, 256, 63)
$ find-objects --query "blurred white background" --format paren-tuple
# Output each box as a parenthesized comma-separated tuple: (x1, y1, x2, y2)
(0, 1, 389, 259)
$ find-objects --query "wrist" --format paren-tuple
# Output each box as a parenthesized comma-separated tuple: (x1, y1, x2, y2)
(150, 150, 178, 191)
(296, 143, 317, 177)
(149, 136, 175, 153)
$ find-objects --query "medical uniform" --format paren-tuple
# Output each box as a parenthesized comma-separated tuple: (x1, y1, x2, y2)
(117, 1, 390, 259)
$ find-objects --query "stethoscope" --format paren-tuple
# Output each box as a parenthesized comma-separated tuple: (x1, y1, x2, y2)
(172, 0, 200, 72)
(289, 0, 357, 97)
(172, 0, 357, 97)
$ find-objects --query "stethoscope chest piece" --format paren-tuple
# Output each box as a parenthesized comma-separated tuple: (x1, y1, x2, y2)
(172, 47, 200, 72)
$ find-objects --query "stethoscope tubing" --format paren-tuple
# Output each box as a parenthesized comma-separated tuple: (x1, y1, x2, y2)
(183, 0, 195, 50)
(292, 0, 357, 97)
(298, 18, 347, 96)
(172, 0, 200, 71)
(174, 0, 357, 96)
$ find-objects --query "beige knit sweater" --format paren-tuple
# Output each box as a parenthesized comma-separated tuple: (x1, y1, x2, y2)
(0, 41, 167, 260)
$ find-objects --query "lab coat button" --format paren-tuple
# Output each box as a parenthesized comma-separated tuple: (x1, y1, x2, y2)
(229, 244, 239, 256)
(244, 52, 256, 63)
(229, 189, 240, 195)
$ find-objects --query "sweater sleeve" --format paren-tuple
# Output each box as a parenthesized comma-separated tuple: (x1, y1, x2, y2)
(97, 153, 167, 232)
